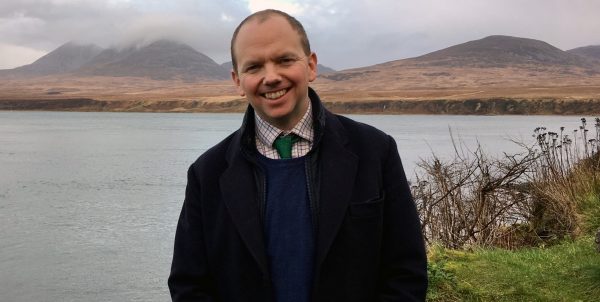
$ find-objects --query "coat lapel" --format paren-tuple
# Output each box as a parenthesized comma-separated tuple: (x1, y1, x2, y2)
(220, 131, 269, 276)
(217, 100, 359, 280)
(314, 115, 358, 272)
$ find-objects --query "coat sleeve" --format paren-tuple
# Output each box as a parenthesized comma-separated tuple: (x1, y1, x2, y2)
(378, 135, 428, 301)
(168, 165, 217, 301)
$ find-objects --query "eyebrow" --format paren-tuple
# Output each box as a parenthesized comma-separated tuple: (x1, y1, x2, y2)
(240, 51, 303, 68)
(276, 52, 301, 59)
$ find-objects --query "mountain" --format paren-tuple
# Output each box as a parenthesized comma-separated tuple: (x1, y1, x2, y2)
(567, 45, 600, 61)
(317, 64, 335, 74)
(410, 35, 594, 68)
(221, 61, 233, 71)
(4, 35, 600, 103)
(4, 42, 103, 76)
(75, 40, 229, 80)
(320, 35, 600, 85)
(0, 40, 229, 80)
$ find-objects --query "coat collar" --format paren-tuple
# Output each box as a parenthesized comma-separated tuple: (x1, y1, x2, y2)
(220, 87, 358, 277)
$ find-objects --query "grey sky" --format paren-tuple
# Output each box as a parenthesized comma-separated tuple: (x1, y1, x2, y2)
(1, 0, 599, 70)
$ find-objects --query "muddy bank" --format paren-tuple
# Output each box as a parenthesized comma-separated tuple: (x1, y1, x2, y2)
(0, 98, 248, 113)
(2, 98, 600, 115)
(327, 98, 600, 115)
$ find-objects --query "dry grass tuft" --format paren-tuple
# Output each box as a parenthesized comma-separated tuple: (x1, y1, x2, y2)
(413, 118, 600, 249)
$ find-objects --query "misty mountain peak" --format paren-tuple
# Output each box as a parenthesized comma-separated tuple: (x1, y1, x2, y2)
(76, 39, 229, 80)
(8, 42, 104, 76)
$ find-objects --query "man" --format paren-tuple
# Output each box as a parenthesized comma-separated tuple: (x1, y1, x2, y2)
(168, 9, 427, 302)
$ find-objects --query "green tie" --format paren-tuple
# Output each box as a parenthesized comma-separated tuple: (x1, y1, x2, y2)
(273, 134, 299, 159)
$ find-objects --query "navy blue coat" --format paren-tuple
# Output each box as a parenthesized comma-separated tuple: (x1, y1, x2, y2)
(168, 88, 427, 301)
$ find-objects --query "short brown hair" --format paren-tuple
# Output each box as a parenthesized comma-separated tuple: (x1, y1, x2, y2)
(230, 9, 311, 74)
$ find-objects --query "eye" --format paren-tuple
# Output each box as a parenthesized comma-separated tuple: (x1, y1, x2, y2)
(279, 56, 296, 65)
(244, 64, 260, 73)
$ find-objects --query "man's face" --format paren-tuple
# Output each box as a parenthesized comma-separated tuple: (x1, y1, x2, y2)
(232, 15, 317, 131)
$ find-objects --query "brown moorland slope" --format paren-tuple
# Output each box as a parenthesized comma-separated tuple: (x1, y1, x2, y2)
(2, 35, 600, 114)
(317, 36, 600, 106)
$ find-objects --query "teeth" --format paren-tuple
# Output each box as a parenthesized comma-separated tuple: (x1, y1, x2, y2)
(264, 89, 287, 99)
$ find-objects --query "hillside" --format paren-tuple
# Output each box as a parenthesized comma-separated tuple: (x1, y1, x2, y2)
(74, 40, 229, 80)
(411, 35, 595, 68)
(3, 42, 103, 76)
(318, 35, 600, 96)
(568, 45, 600, 61)
(0, 40, 229, 81)
(2, 35, 600, 114)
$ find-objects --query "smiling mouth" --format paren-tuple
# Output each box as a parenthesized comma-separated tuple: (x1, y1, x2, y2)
(263, 89, 287, 100)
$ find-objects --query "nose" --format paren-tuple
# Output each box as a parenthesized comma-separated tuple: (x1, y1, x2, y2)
(263, 63, 281, 86)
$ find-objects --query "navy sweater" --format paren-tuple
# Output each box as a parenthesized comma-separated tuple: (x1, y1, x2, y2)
(259, 156, 315, 302)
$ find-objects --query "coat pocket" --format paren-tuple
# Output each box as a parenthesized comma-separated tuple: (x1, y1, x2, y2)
(349, 192, 385, 218)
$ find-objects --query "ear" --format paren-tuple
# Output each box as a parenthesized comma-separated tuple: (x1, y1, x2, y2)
(231, 69, 245, 97)
(307, 52, 317, 82)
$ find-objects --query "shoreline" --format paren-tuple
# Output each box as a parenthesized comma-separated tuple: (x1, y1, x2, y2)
(2, 97, 600, 115)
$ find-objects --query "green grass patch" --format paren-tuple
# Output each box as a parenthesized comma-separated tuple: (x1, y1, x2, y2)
(427, 237, 600, 301)
(579, 191, 600, 234)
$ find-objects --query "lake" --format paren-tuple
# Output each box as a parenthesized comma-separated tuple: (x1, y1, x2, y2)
(0, 111, 592, 301)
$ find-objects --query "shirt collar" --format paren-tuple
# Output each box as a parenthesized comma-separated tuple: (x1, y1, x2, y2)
(255, 101, 314, 147)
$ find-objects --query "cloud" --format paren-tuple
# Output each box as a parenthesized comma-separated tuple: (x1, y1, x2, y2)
(0, 0, 248, 68)
(288, 0, 600, 69)
(248, 0, 304, 14)
(1, 0, 599, 70)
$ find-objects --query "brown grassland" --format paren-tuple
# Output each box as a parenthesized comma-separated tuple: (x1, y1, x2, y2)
(2, 62, 600, 114)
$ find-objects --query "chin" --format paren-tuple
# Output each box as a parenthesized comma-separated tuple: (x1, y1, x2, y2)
(265, 111, 292, 122)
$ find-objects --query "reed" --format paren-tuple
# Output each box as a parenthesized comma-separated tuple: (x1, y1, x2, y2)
(413, 117, 600, 249)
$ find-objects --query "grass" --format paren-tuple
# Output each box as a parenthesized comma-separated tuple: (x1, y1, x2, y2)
(427, 236, 600, 301)
(580, 191, 600, 234)
(422, 119, 600, 301)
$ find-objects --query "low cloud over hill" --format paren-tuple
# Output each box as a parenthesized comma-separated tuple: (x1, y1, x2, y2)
(1, 40, 229, 81)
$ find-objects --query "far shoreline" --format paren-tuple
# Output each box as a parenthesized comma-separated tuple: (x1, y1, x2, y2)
(2, 97, 600, 115)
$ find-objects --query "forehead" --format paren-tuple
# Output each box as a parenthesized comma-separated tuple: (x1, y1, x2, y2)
(234, 15, 303, 58)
